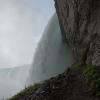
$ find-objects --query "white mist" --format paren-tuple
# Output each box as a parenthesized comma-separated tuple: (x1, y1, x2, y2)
(27, 14, 74, 85)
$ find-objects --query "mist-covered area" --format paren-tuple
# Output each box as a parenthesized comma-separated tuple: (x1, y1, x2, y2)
(0, 0, 74, 99)
(0, 65, 30, 99)
(28, 14, 74, 85)
(0, 0, 54, 68)
(0, 13, 74, 99)
(0, 0, 55, 99)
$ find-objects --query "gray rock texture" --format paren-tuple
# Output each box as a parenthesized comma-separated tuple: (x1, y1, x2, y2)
(9, 67, 99, 100)
(54, 0, 100, 66)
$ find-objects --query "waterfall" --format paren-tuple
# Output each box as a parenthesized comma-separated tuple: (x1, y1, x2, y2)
(0, 13, 73, 99)
(0, 65, 30, 99)
(27, 13, 74, 85)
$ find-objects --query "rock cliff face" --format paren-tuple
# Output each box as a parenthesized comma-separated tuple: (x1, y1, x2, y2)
(54, 0, 100, 66)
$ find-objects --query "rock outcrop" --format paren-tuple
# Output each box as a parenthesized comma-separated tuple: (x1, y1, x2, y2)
(54, 0, 100, 66)
(9, 67, 99, 100)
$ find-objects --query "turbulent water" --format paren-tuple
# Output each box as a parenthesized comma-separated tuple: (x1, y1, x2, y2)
(28, 14, 74, 85)
(0, 65, 30, 99)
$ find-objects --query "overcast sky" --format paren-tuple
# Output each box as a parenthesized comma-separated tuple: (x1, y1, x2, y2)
(0, 0, 55, 68)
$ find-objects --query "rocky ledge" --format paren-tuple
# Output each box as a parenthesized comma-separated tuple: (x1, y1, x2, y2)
(9, 65, 100, 100)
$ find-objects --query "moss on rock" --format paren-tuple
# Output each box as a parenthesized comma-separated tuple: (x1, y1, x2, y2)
(83, 65, 100, 97)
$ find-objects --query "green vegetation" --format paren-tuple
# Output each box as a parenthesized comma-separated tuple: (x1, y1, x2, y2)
(72, 63, 81, 68)
(83, 65, 100, 97)
(8, 83, 41, 100)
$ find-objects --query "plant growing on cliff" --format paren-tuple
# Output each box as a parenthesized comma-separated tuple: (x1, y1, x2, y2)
(83, 65, 100, 97)
(8, 83, 41, 100)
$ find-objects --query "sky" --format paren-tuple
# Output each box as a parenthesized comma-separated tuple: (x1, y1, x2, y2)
(0, 0, 55, 68)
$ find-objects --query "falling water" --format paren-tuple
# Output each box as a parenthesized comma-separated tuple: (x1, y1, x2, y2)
(0, 0, 56, 99)
(0, 13, 73, 99)
(27, 14, 74, 85)
(0, 65, 30, 99)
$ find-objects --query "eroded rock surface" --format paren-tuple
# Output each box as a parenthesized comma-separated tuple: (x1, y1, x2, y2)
(54, 0, 100, 66)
